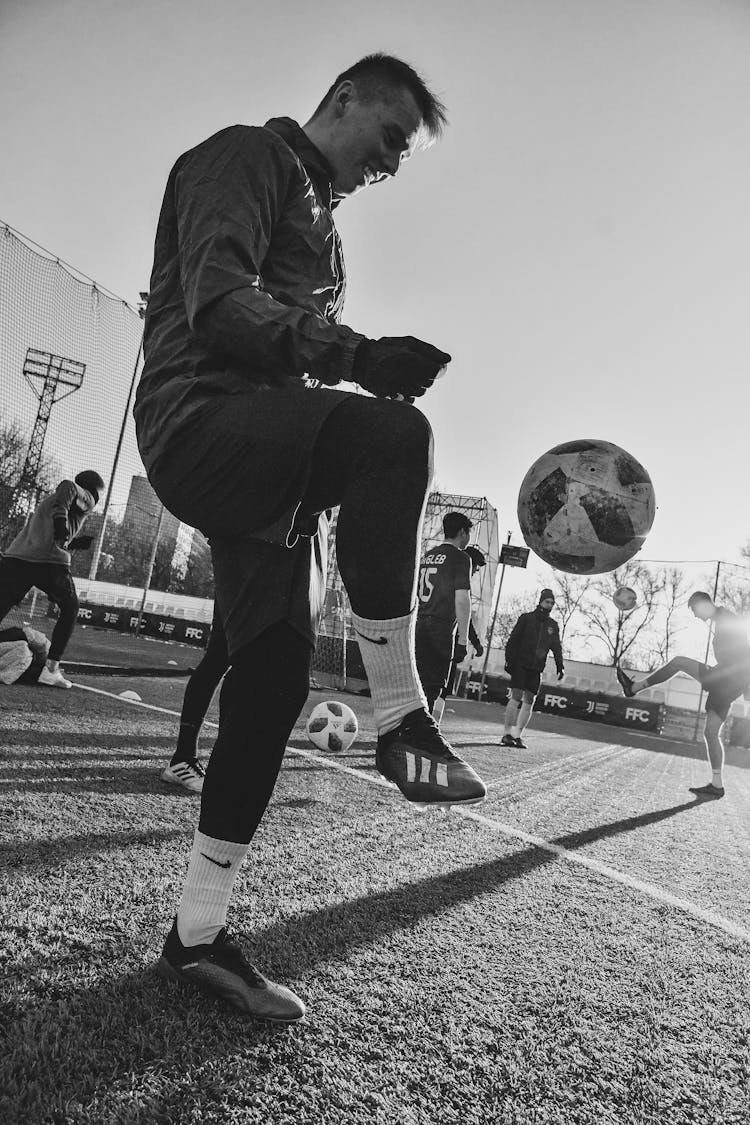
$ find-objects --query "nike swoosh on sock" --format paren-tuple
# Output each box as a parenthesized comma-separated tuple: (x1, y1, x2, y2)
(201, 853, 231, 869)
(354, 630, 388, 645)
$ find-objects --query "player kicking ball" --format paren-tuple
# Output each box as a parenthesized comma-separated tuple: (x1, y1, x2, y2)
(617, 591, 750, 800)
(135, 54, 485, 1024)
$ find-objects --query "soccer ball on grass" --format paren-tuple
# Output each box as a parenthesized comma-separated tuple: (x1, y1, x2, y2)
(306, 700, 358, 753)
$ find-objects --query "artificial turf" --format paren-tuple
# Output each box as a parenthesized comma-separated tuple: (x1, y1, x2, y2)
(1, 679, 748, 1124)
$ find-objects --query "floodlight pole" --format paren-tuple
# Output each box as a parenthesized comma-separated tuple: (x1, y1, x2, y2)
(692, 559, 721, 742)
(478, 532, 512, 702)
(13, 349, 85, 517)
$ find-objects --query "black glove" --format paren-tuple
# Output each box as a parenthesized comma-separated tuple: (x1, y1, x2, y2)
(353, 336, 451, 400)
(454, 643, 468, 664)
(68, 535, 94, 551)
(53, 517, 68, 548)
(557, 668, 565, 681)
(473, 641, 484, 657)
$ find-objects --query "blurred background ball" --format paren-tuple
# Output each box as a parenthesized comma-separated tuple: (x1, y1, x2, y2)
(613, 585, 638, 611)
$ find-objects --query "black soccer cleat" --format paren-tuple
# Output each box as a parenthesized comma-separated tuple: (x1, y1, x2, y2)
(688, 783, 725, 800)
(500, 734, 516, 748)
(157, 920, 305, 1023)
(616, 666, 636, 698)
(512, 736, 527, 749)
(376, 708, 486, 809)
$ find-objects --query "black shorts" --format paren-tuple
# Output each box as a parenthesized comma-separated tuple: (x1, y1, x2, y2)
(415, 619, 454, 694)
(699, 662, 750, 722)
(147, 385, 351, 657)
(509, 667, 542, 696)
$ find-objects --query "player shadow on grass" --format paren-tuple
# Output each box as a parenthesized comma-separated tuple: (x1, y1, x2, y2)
(0, 764, 194, 798)
(0, 825, 192, 873)
(0, 799, 711, 1116)
(0, 729, 176, 751)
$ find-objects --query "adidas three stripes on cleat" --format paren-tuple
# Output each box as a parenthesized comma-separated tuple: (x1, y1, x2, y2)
(376, 708, 486, 808)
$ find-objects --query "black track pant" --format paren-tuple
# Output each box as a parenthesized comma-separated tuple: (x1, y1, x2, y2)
(196, 398, 433, 844)
(173, 606, 229, 764)
(0, 557, 78, 661)
(198, 622, 311, 843)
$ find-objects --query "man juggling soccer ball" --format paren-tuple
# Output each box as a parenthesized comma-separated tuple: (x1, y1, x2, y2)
(618, 591, 750, 800)
(0, 470, 104, 689)
(134, 54, 486, 1023)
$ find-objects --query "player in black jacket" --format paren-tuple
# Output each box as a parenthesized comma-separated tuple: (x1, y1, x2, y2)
(502, 589, 564, 749)
(617, 591, 750, 799)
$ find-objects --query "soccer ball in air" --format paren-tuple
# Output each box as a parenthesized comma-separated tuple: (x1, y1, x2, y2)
(517, 439, 655, 575)
(306, 701, 358, 753)
(613, 586, 638, 612)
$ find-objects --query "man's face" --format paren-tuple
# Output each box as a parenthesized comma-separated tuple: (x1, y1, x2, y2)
(457, 528, 471, 550)
(540, 598, 555, 614)
(328, 82, 423, 197)
(691, 601, 712, 621)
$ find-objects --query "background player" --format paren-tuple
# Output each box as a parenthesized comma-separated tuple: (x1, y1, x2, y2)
(501, 589, 564, 748)
(0, 470, 104, 688)
(134, 54, 486, 1024)
(415, 512, 473, 715)
(160, 605, 227, 794)
(433, 544, 486, 725)
(617, 591, 750, 799)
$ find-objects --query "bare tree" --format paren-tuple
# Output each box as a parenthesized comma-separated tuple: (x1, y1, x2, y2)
(583, 563, 666, 667)
(550, 571, 593, 646)
(648, 566, 689, 664)
(486, 592, 536, 651)
(716, 563, 750, 617)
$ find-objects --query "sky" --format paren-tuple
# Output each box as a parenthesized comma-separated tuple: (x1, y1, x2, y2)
(2, 0, 750, 596)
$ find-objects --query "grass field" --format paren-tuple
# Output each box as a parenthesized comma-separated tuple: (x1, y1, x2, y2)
(1, 676, 749, 1124)
(2, 608, 200, 672)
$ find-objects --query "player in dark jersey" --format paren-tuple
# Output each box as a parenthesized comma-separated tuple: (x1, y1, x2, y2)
(415, 512, 473, 713)
(433, 545, 486, 725)
(617, 591, 750, 799)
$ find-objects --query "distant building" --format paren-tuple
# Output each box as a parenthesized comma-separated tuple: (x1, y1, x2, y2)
(123, 475, 180, 557)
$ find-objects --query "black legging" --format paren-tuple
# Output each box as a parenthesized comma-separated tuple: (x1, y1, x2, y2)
(172, 605, 229, 764)
(0, 558, 78, 661)
(199, 621, 311, 843)
(195, 397, 433, 843)
(302, 397, 432, 618)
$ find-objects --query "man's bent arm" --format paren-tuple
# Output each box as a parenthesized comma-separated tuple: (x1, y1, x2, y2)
(455, 590, 472, 647)
(176, 127, 364, 385)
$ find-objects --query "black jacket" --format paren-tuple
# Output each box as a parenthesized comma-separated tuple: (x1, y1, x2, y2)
(505, 608, 563, 674)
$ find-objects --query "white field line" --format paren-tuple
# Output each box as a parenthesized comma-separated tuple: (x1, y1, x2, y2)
(484, 743, 634, 790)
(73, 683, 750, 944)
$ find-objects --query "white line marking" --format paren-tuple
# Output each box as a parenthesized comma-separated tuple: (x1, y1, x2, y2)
(72, 682, 750, 944)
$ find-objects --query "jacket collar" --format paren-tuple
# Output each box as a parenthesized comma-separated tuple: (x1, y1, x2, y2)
(265, 117, 337, 208)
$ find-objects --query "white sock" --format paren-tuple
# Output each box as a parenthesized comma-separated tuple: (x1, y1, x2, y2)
(351, 607, 427, 735)
(518, 701, 533, 732)
(510, 726, 520, 738)
(712, 769, 724, 788)
(176, 830, 249, 947)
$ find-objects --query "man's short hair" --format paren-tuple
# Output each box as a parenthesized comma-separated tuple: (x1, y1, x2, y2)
(314, 53, 447, 145)
(688, 590, 713, 610)
(75, 470, 105, 501)
(466, 546, 486, 570)
(443, 512, 472, 538)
